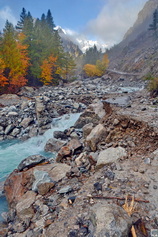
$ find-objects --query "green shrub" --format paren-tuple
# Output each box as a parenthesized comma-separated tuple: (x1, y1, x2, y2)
(144, 73, 158, 96)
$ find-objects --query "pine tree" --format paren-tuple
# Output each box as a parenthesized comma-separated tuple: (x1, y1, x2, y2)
(16, 8, 27, 31)
(149, 8, 158, 37)
(46, 9, 55, 31)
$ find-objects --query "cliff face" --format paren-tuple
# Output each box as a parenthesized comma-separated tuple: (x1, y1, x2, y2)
(123, 0, 158, 44)
(108, 0, 158, 76)
(57, 27, 83, 58)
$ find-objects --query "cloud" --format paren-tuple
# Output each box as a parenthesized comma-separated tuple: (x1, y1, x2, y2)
(62, 27, 108, 52)
(85, 0, 147, 46)
(0, 6, 17, 31)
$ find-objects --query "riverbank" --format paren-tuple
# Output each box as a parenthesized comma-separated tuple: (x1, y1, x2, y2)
(1, 75, 158, 236)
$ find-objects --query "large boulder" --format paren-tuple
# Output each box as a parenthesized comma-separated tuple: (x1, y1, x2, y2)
(56, 139, 82, 162)
(91, 203, 132, 237)
(16, 191, 36, 220)
(44, 138, 66, 153)
(20, 117, 34, 128)
(18, 155, 46, 171)
(48, 163, 71, 182)
(4, 169, 34, 207)
(53, 131, 68, 140)
(86, 124, 107, 151)
(96, 147, 127, 168)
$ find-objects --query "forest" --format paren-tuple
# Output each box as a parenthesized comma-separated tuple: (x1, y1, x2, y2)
(0, 8, 109, 94)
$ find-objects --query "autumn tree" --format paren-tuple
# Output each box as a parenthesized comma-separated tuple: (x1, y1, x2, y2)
(40, 55, 57, 85)
(0, 21, 29, 92)
(83, 53, 109, 77)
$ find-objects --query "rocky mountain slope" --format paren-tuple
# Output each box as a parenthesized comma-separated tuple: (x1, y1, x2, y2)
(108, 0, 158, 77)
(57, 27, 83, 58)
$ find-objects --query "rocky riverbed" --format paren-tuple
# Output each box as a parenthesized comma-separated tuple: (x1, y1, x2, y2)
(1, 75, 158, 236)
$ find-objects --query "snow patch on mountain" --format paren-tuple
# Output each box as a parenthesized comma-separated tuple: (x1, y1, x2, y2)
(56, 26, 108, 53)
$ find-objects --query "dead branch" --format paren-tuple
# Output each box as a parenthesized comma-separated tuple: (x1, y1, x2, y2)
(89, 195, 149, 203)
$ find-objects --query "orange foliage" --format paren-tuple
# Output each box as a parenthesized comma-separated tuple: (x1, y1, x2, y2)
(0, 58, 8, 87)
(0, 33, 30, 91)
(40, 55, 57, 85)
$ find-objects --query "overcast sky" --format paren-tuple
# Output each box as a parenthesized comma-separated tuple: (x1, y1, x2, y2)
(0, 0, 148, 47)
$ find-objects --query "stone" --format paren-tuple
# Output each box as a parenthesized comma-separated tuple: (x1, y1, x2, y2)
(96, 147, 127, 168)
(89, 99, 106, 119)
(44, 138, 65, 152)
(105, 96, 131, 107)
(11, 128, 20, 137)
(91, 203, 132, 237)
(56, 146, 71, 162)
(56, 139, 82, 162)
(48, 163, 71, 182)
(35, 97, 45, 113)
(16, 191, 36, 220)
(74, 109, 99, 129)
(0, 126, 4, 135)
(32, 169, 55, 195)
(8, 111, 18, 116)
(4, 124, 15, 135)
(113, 118, 120, 126)
(20, 117, 34, 128)
(86, 124, 107, 151)
(58, 186, 73, 194)
(53, 131, 68, 140)
(18, 155, 46, 171)
(82, 123, 93, 138)
(4, 169, 34, 207)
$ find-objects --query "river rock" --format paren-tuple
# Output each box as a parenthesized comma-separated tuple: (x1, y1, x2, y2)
(96, 147, 127, 168)
(89, 99, 106, 119)
(74, 109, 99, 129)
(0, 126, 4, 135)
(16, 191, 36, 220)
(4, 124, 15, 135)
(32, 170, 55, 195)
(82, 123, 94, 138)
(53, 131, 68, 140)
(8, 111, 18, 116)
(11, 128, 20, 137)
(86, 124, 107, 151)
(20, 117, 34, 128)
(44, 138, 66, 152)
(105, 96, 131, 107)
(4, 169, 34, 207)
(58, 185, 73, 194)
(18, 155, 46, 171)
(56, 139, 82, 162)
(91, 203, 132, 237)
(48, 163, 71, 182)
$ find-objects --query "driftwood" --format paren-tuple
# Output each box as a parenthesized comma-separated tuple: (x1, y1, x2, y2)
(89, 195, 149, 203)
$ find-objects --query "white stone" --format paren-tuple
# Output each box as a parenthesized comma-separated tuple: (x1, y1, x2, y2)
(96, 147, 127, 168)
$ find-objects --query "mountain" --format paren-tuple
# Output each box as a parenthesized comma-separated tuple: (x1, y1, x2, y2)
(123, 0, 158, 45)
(57, 27, 83, 57)
(56, 26, 107, 53)
(108, 0, 158, 77)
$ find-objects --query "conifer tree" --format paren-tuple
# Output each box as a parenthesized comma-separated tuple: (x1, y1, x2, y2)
(16, 8, 27, 31)
(149, 8, 158, 37)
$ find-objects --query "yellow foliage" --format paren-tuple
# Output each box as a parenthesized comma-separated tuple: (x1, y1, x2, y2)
(83, 53, 109, 77)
